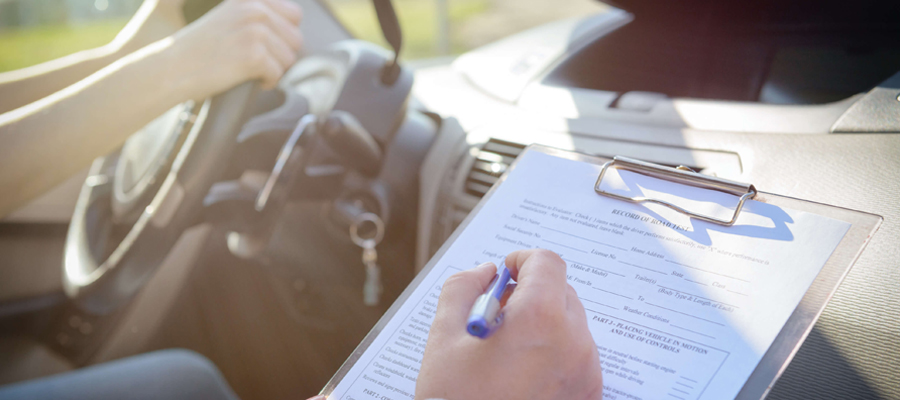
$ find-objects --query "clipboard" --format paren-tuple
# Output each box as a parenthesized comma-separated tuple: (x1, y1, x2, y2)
(321, 144, 882, 400)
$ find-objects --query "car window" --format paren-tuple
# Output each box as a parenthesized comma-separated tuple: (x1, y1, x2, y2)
(323, 0, 608, 60)
(0, 0, 142, 73)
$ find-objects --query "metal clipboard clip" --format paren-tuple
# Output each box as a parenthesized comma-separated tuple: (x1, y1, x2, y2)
(594, 156, 757, 226)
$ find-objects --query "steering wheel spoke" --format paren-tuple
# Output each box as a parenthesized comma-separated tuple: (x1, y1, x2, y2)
(237, 91, 311, 143)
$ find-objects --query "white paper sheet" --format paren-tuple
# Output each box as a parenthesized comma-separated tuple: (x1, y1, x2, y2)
(327, 150, 850, 400)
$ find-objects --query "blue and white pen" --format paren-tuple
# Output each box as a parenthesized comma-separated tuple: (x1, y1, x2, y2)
(466, 263, 512, 338)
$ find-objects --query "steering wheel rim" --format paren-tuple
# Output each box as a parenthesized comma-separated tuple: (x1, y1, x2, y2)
(64, 82, 258, 314)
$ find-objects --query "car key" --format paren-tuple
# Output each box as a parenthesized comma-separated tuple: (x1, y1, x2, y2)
(350, 213, 385, 306)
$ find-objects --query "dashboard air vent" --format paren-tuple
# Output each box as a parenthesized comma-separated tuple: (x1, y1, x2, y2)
(464, 138, 526, 198)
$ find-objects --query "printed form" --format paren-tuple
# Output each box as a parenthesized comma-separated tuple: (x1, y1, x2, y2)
(328, 150, 850, 400)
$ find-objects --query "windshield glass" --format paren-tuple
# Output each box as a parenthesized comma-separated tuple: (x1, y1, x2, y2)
(323, 0, 607, 60)
(0, 0, 140, 73)
(0, 0, 609, 71)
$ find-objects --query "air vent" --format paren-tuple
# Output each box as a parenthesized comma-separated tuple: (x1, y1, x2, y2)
(464, 138, 526, 198)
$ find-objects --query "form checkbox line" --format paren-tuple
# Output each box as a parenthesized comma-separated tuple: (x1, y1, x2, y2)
(593, 287, 634, 300)
(675, 381, 695, 389)
(539, 225, 629, 252)
(581, 298, 619, 311)
(618, 260, 668, 275)
(665, 259, 750, 283)
(656, 285, 741, 309)
(644, 302, 725, 327)
(563, 257, 627, 277)
(543, 238, 589, 253)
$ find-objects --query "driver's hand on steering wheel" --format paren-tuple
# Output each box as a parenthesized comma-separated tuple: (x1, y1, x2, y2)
(415, 249, 604, 400)
(0, 0, 302, 219)
(164, 0, 304, 98)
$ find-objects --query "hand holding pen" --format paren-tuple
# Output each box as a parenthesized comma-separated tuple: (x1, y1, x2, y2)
(416, 249, 604, 400)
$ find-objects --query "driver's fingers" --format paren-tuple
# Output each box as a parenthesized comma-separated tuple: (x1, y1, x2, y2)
(260, 25, 298, 70)
(258, 53, 286, 89)
(260, 0, 303, 26)
(247, 0, 303, 52)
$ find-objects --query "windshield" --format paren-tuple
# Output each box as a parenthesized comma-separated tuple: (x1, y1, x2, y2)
(0, 0, 138, 73)
(0, 0, 608, 72)
(0, 0, 232, 73)
(323, 0, 608, 60)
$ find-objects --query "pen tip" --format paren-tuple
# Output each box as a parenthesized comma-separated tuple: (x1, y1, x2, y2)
(467, 321, 488, 338)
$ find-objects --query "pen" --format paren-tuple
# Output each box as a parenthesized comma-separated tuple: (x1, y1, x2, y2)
(466, 263, 512, 338)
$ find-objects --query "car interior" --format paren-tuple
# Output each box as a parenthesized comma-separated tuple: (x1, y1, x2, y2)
(0, 0, 897, 399)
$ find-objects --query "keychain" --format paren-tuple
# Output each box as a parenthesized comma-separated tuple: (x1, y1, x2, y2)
(350, 213, 385, 306)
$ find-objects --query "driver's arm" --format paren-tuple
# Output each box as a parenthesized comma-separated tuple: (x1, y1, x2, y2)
(0, 0, 303, 219)
(0, 0, 189, 115)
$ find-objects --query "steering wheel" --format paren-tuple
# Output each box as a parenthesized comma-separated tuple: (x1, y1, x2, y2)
(63, 40, 413, 314)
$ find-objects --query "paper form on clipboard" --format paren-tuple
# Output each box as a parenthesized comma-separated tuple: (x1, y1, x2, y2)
(324, 146, 866, 400)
